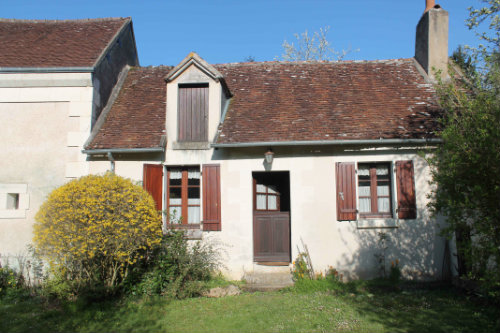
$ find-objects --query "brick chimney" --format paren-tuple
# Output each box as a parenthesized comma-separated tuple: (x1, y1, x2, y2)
(415, 1, 449, 81)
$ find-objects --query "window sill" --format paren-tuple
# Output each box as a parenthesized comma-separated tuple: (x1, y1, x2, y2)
(172, 142, 210, 150)
(0, 209, 26, 219)
(356, 218, 399, 229)
(167, 224, 202, 240)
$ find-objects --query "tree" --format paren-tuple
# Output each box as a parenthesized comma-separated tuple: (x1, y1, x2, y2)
(278, 26, 356, 61)
(33, 173, 162, 291)
(429, 1, 500, 297)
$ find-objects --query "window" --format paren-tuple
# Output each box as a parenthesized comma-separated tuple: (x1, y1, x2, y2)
(6, 193, 19, 210)
(178, 83, 209, 142)
(0, 184, 29, 219)
(143, 164, 222, 231)
(358, 163, 392, 218)
(336, 161, 416, 222)
(167, 167, 201, 225)
(255, 183, 280, 211)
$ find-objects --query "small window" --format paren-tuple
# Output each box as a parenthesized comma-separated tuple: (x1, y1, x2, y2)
(167, 167, 201, 225)
(358, 163, 392, 218)
(6, 193, 19, 210)
(255, 183, 280, 211)
(178, 84, 209, 142)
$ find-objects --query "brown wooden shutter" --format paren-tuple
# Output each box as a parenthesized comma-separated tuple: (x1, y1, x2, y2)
(178, 84, 208, 142)
(143, 164, 163, 211)
(336, 162, 357, 221)
(202, 164, 221, 231)
(396, 160, 417, 219)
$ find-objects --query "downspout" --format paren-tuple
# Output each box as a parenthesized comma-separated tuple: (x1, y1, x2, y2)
(107, 152, 115, 173)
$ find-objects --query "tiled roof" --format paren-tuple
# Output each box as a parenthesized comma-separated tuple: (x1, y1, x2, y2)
(215, 59, 440, 144)
(0, 17, 129, 68)
(86, 59, 441, 150)
(86, 66, 170, 150)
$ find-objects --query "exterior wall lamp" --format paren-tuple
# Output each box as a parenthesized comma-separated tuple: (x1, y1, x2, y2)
(264, 149, 274, 164)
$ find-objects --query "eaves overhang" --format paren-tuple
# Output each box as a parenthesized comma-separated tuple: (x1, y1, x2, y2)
(0, 67, 94, 73)
(82, 147, 165, 155)
(211, 138, 443, 148)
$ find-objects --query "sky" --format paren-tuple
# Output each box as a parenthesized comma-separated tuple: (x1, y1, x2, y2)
(2, 0, 487, 67)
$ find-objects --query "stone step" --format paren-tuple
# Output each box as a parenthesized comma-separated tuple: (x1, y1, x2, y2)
(242, 271, 294, 292)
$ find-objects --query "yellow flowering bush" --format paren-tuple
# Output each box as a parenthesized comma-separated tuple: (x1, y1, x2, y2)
(33, 173, 162, 291)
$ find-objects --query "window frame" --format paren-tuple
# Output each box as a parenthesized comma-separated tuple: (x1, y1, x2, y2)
(166, 166, 201, 228)
(357, 163, 393, 219)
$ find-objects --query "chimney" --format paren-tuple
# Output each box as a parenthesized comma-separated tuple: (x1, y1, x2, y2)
(415, 1, 449, 81)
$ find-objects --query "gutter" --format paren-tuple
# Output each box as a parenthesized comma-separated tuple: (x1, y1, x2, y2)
(0, 67, 94, 73)
(83, 147, 165, 155)
(211, 138, 442, 148)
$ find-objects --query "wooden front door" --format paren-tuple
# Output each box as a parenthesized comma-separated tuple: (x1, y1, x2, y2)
(253, 172, 290, 262)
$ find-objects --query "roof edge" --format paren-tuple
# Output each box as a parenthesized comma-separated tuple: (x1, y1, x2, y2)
(84, 65, 131, 150)
(212, 138, 442, 148)
(0, 67, 94, 73)
(93, 17, 134, 68)
(83, 147, 165, 155)
(165, 52, 224, 83)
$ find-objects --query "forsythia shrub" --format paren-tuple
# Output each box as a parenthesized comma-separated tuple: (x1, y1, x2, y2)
(33, 173, 162, 293)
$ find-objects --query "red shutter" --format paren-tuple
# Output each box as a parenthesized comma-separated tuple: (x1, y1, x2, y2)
(143, 164, 163, 211)
(396, 160, 417, 219)
(336, 162, 357, 221)
(202, 164, 221, 231)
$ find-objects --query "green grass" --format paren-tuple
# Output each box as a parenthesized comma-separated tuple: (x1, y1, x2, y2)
(1, 280, 498, 333)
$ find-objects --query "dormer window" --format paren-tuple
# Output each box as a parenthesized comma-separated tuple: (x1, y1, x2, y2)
(178, 83, 208, 142)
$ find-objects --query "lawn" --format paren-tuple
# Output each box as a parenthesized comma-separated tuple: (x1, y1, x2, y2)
(0, 280, 497, 333)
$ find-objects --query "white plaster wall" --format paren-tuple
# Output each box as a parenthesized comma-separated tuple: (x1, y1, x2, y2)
(203, 149, 447, 281)
(0, 73, 93, 260)
(88, 148, 447, 282)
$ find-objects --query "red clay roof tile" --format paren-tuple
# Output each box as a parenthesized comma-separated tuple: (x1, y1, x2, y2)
(86, 59, 441, 150)
(214, 59, 440, 144)
(0, 18, 129, 68)
(87, 66, 170, 150)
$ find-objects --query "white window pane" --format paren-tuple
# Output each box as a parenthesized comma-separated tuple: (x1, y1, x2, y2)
(6, 193, 19, 210)
(188, 168, 200, 179)
(268, 196, 277, 210)
(359, 186, 371, 196)
(376, 165, 389, 175)
(378, 198, 391, 213)
(358, 165, 370, 176)
(188, 206, 200, 224)
(256, 194, 266, 209)
(359, 198, 371, 213)
(188, 198, 200, 205)
(169, 198, 182, 205)
(377, 185, 390, 196)
(170, 169, 182, 179)
(169, 207, 182, 224)
(256, 184, 266, 193)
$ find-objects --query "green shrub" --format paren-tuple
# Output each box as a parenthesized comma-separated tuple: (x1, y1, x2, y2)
(0, 266, 21, 295)
(291, 252, 313, 281)
(129, 230, 220, 299)
(33, 173, 162, 296)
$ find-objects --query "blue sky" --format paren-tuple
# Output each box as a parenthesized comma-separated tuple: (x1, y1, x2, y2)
(2, 0, 485, 66)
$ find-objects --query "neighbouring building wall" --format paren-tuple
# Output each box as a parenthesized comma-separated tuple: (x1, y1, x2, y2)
(0, 72, 93, 263)
(92, 22, 139, 127)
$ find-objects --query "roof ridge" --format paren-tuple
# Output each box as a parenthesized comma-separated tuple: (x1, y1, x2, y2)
(0, 17, 130, 24)
(214, 58, 415, 67)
